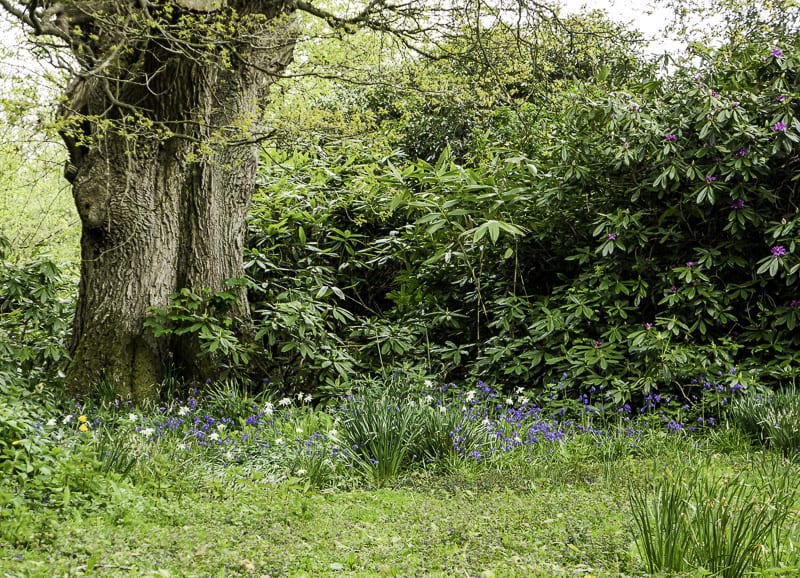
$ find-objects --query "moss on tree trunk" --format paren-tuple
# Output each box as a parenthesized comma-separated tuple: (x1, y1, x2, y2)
(61, 5, 296, 401)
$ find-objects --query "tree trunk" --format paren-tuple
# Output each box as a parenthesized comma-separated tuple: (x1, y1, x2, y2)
(62, 5, 296, 401)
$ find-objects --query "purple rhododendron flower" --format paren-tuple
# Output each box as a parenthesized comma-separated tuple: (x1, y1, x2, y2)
(705, 175, 717, 182)
(686, 261, 695, 268)
(772, 245, 787, 257)
(736, 147, 748, 157)
(664, 134, 677, 142)
(774, 121, 787, 132)
(607, 233, 617, 240)
(772, 48, 784, 58)
(731, 199, 745, 209)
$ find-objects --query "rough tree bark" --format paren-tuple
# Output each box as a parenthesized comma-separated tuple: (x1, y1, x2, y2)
(1, 0, 535, 400)
(48, 0, 297, 400)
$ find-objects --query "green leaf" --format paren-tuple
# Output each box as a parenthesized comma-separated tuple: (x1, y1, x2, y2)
(488, 220, 500, 243)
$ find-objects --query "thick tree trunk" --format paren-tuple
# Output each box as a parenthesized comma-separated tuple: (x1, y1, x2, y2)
(62, 5, 296, 400)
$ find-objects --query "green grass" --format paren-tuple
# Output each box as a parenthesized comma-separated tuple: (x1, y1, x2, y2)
(727, 386, 800, 455)
(4, 380, 800, 577)
(3, 437, 799, 577)
(1, 466, 636, 577)
(630, 460, 799, 577)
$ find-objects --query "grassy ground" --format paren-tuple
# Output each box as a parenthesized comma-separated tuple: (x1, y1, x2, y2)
(2, 464, 637, 577)
(3, 435, 793, 578)
(3, 380, 800, 578)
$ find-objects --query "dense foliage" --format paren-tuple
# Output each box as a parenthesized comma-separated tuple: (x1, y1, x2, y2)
(0, 233, 73, 388)
(242, 34, 800, 414)
(6, 5, 800, 575)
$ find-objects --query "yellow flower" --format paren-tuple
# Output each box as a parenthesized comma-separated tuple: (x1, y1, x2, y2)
(78, 414, 88, 423)
(11, 440, 21, 446)
(79, 423, 89, 432)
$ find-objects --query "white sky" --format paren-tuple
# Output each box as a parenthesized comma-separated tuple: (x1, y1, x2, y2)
(560, 0, 686, 54)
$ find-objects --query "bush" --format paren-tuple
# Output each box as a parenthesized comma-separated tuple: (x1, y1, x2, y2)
(0, 236, 74, 386)
(249, 33, 800, 411)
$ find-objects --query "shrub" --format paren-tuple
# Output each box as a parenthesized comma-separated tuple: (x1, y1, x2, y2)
(249, 33, 800, 410)
(0, 239, 74, 386)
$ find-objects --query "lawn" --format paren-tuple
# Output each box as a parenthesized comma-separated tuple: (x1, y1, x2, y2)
(1, 470, 635, 577)
(2, 383, 799, 578)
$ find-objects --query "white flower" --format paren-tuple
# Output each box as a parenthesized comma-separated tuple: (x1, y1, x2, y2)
(217, 423, 227, 432)
(128, 413, 138, 422)
(263, 402, 274, 415)
(140, 428, 155, 438)
(177, 442, 189, 451)
(296, 469, 307, 476)
(177, 406, 190, 416)
(46, 418, 57, 427)
(63, 414, 73, 425)
(506, 397, 514, 406)
(423, 394, 433, 405)
(424, 379, 434, 388)
(439, 405, 447, 413)
(515, 387, 525, 395)
(518, 397, 528, 406)
(328, 429, 339, 439)
(296, 392, 305, 400)
(514, 436, 522, 444)
(208, 432, 220, 441)
(295, 427, 303, 434)
(224, 451, 234, 461)
(278, 397, 293, 407)
(465, 391, 476, 402)
(303, 393, 312, 403)
(274, 437, 284, 445)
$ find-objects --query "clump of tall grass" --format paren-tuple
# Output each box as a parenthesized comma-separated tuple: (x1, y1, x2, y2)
(339, 394, 423, 485)
(727, 386, 800, 455)
(338, 389, 494, 484)
(629, 459, 798, 578)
